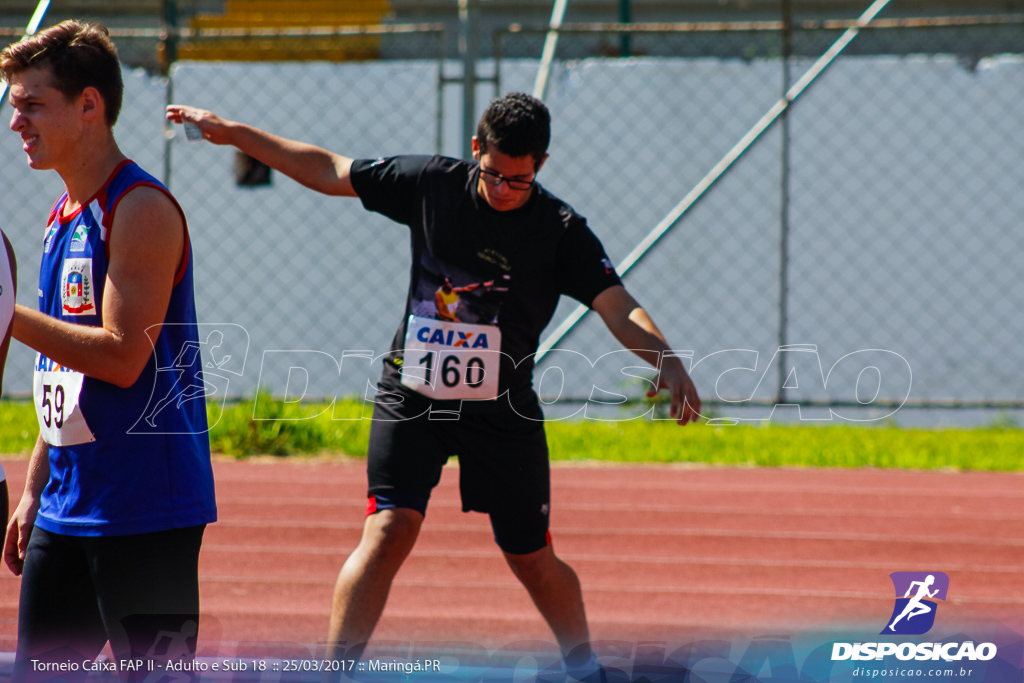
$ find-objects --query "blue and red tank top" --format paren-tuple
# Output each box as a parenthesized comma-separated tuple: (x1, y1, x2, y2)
(34, 160, 216, 536)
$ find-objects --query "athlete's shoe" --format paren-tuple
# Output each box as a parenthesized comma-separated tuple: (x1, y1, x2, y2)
(565, 653, 606, 683)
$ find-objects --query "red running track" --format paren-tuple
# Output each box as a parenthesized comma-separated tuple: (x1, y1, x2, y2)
(0, 459, 1021, 658)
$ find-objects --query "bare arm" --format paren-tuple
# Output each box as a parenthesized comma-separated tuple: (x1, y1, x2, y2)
(166, 105, 356, 197)
(455, 281, 494, 294)
(591, 285, 701, 425)
(12, 186, 184, 388)
(4, 436, 48, 575)
(0, 233, 15, 530)
(0, 231, 16, 395)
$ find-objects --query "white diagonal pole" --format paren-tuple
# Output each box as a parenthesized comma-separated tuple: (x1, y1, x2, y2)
(533, 0, 570, 100)
(0, 0, 52, 111)
(536, 0, 893, 361)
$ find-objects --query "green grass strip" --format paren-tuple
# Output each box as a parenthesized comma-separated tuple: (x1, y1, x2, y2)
(544, 419, 1023, 470)
(205, 395, 371, 457)
(0, 401, 42, 455)
(0, 398, 1019, 471)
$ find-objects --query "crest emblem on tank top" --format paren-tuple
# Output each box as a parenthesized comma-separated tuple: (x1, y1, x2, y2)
(60, 258, 96, 315)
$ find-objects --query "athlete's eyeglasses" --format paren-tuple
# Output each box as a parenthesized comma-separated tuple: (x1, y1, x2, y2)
(479, 168, 535, 191)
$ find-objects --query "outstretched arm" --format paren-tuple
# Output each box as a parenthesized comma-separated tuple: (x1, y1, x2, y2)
(454, 280, 494, 294)
(166, 105, 357, 197)
(591, 285, 701, 425)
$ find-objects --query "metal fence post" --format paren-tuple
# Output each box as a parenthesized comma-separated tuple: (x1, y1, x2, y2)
(161, 0, 179, 189)
(777, 0, 793, 403)
(437, 27, 446, 154)
(619, 0, 632, 57)
(459, 0, 480, 159)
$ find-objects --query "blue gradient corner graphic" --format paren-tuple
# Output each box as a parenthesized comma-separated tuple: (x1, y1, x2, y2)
(881, 571, 950, 635)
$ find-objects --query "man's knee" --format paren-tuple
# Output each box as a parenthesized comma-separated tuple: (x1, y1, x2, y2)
(360, 508, 423, 557)
(503, 544, 563, 585)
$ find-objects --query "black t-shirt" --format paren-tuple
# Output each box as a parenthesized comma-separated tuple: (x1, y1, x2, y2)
(350, 154, 622, 408)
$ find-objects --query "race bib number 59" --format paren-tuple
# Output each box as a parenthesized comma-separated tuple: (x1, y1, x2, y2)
(33, 357, 96, 446)
(401, 315, 501, 401)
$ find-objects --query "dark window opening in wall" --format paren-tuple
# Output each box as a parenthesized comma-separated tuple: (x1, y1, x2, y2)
(235, 151, 272, 187)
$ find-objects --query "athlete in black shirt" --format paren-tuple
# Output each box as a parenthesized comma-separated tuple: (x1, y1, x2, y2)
(349, 153, 627, 409)
(168, 93, 701, 679)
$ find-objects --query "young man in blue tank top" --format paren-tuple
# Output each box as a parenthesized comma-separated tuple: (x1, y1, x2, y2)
(2, 20, 216, 682)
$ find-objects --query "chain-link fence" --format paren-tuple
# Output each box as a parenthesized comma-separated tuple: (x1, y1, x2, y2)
(0, 24, 447, 405)
(1, 3, 1022, 424)
(497, 8, 1024, 422)
(1, 26, 171, 406)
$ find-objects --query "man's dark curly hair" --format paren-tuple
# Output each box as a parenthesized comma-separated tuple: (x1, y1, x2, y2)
(476, 92, 550, 166)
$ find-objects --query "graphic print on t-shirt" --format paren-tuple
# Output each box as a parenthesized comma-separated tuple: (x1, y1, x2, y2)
(410, 251, 509, 325)
(402, 251, 509, 400)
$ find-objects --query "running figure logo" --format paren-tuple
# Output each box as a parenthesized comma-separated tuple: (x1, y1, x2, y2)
(129, 323, 249, 434)
(881, 571, 949, 635)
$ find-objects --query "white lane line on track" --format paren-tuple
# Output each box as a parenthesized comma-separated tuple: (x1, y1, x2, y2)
(215, 497, 1024, 521)
(208, 520, 1024, 546)
(195, 576, 1024, 605)
(200, 545, 1024, 573)
(196, 607, 726, 626)
(547, 481, 1024, 498)
(204, 465, 1023, 495)
(211, 480, 1024, 498)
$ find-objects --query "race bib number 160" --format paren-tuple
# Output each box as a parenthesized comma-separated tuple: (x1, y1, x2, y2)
(401, 315, 502, 401)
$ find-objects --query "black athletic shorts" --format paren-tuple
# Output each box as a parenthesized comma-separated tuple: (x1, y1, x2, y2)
(366, 387, 551, 555)
(14, 524, 205, 683)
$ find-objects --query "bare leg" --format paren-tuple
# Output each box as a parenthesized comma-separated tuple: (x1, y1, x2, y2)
(503, 545, 592, 665)
(325, 508, 423, 662)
